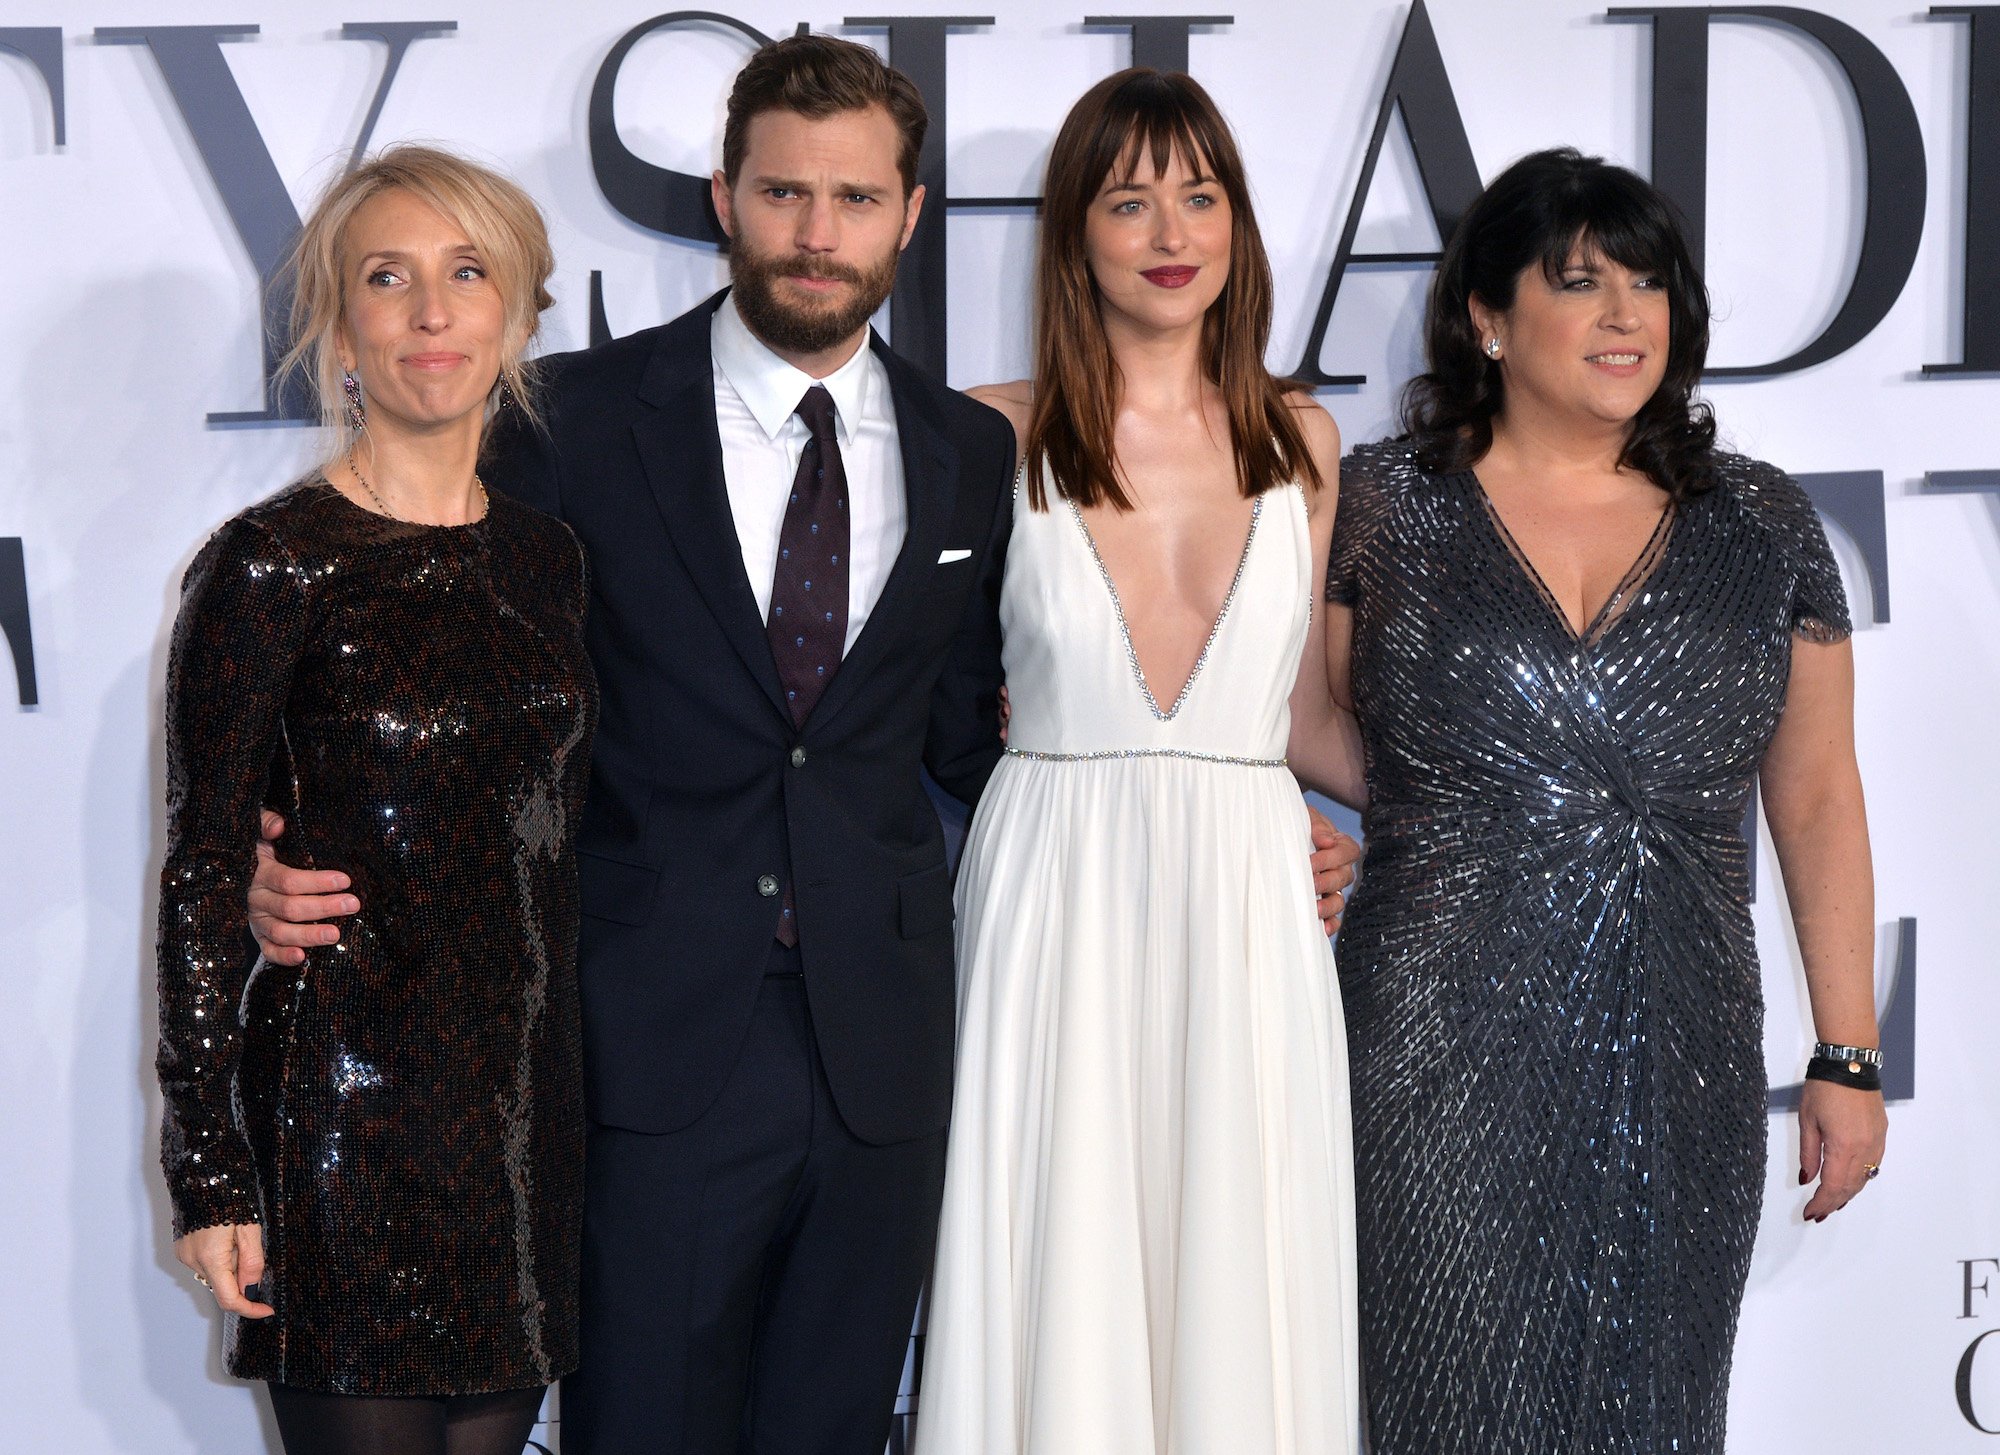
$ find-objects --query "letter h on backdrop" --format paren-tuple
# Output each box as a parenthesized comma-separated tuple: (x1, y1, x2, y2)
(586, 10, 1235, 371)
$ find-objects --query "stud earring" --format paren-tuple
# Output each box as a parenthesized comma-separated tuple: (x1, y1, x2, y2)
(342, 370, 366, 431)
(1484, 338, 1502, 360)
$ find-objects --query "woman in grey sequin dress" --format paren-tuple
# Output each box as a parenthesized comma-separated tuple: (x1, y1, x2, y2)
(1318, 149, 1887, 1453)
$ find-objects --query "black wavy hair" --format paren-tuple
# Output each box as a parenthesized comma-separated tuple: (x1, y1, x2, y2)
(1402, 147, 1718, 498)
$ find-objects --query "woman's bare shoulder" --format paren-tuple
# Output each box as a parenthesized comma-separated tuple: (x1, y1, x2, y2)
(1282, 387, 1342, 511)
(967, 380, 1032, 456)
(1282, 387, 1342, 451)
(967, 379, 1033, 421)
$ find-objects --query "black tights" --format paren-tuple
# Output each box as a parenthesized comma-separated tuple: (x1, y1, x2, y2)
(267, 1382, 547, 1455)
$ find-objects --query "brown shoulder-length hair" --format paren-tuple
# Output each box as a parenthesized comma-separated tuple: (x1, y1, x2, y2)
(1025, 68, 1323, 511)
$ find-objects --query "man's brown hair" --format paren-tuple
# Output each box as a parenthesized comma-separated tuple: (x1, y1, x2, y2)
(722, 34, 928, 195)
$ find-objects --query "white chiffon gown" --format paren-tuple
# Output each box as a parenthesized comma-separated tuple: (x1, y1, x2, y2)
(915, 476, 1360, 1455)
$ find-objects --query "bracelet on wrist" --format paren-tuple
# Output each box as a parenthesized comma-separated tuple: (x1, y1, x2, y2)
(1812, 1041, 1882, 1067)
(1805, 1054, 1883, 1093)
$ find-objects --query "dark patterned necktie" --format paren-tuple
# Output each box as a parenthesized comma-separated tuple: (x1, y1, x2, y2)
(767, 384, 850, 947)
(768, 384, 850, 724)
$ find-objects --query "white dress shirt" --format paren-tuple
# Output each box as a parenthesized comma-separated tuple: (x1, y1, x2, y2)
(711, 293, 908, 656)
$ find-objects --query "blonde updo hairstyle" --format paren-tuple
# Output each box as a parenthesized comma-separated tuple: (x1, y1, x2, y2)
(282, 143, 556, 446)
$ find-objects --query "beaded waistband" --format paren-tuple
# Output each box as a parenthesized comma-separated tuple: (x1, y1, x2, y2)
(1005, 746, 1289, 768)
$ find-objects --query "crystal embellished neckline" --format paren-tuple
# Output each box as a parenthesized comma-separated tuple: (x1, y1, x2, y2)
(1066, 491, 1266, 722)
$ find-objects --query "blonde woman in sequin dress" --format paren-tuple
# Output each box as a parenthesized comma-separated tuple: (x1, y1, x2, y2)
(1320, 148, 1886, 1454)
(157, 148, 594, 1455)
(914, 70, 1366, 1454)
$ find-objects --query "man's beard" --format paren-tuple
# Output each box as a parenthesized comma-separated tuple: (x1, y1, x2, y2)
(730, 239, 899, 357)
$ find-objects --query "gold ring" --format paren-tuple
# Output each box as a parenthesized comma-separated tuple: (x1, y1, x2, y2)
(1863, 1163, 1881, 1179)
(194, 1273, 212, 1289)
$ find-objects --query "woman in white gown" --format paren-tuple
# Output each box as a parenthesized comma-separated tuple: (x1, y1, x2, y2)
(916, 69, 1366, 1455)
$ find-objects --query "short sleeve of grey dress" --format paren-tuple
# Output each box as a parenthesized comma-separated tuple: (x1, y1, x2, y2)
(1327, 440, 1850, 1454)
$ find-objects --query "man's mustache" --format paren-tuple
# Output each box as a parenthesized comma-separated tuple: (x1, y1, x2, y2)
(776, 259, 866, 284)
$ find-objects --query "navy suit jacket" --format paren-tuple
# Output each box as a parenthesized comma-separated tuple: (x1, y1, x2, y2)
(487, 291, 1014, 1145)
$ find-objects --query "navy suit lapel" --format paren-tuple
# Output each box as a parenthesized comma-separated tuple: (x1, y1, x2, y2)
(807, 335, 959, 733)
(631, 297, 789, 719)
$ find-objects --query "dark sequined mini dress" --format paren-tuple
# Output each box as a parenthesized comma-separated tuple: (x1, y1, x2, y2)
(158, 476, 596, 1395)
(1326, 441, 1851, 1454)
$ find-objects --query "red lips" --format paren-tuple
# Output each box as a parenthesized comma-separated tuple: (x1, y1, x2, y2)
(1140, 266, 1199, 288)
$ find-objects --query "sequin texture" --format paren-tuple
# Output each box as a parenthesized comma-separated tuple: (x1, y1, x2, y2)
(1326, 441, 1851, 1454)
(157, 476, 597, 1395)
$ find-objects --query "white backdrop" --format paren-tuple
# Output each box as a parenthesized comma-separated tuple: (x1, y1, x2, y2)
(2, 2, 1996, 1450)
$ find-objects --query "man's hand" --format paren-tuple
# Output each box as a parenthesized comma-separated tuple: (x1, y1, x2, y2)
(1307, 805, 1361, 936)
(248, 810, 358, 966)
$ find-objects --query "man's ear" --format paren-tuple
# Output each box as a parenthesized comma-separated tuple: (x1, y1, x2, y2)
(711, 170, 737, 240)
(897, 182, 927, 252)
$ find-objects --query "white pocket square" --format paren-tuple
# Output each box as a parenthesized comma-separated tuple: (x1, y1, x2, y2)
(937, 548, 973, 564)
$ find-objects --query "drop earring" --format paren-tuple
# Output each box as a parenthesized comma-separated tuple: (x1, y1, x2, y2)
(342, 370, 366, 431)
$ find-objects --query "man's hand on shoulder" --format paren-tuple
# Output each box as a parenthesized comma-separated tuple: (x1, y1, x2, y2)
(247, 810, 358, 965)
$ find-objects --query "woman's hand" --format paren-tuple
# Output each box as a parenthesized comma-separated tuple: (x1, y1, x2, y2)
(1798, 1079, 1888, 1222)
(173, 1222, 275, 1318)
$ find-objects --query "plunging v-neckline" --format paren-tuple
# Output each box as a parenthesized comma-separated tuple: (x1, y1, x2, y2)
(1466, 471, 1676, 649)
(1067, 493, 1266, 721)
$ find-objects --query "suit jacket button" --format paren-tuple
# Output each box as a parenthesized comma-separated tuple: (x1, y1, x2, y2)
(757, 874, 780, 897)
(790, 746, 808, 768)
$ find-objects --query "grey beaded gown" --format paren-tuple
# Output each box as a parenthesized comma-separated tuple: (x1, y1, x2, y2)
(1326, 440, 1851, 1454)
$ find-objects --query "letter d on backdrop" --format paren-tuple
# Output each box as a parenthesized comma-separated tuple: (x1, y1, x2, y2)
(1608, 5, 1927, 377)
